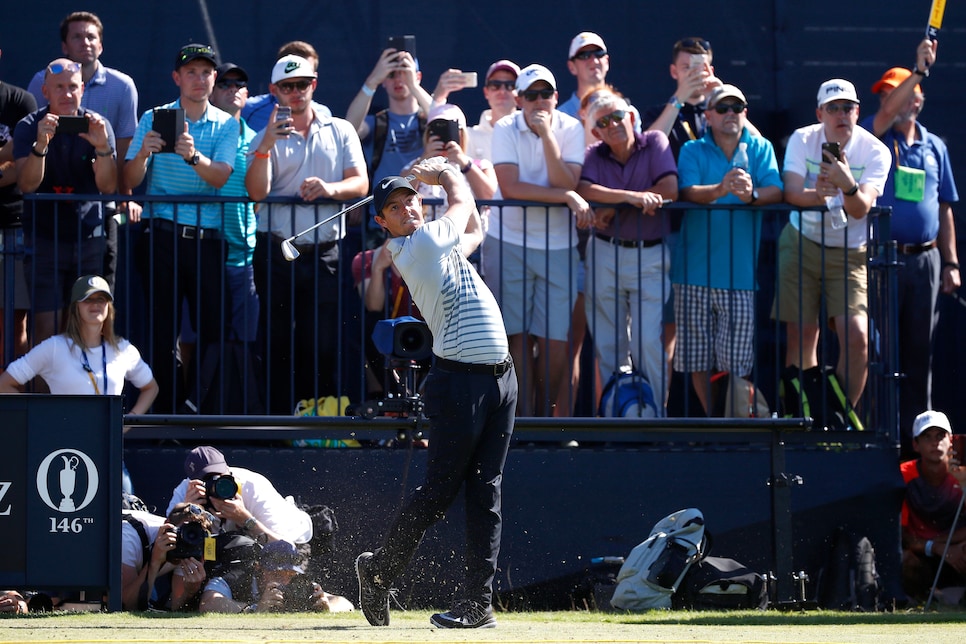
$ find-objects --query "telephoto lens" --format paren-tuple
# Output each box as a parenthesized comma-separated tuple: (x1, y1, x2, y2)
(205, 474, 239, 500)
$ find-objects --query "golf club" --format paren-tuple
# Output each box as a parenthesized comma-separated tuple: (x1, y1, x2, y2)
(925, 487, 965, 610)
(280, 195, 374, 261)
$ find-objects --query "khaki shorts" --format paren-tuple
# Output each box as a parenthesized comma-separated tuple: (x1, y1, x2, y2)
(773, 224, 867, 323)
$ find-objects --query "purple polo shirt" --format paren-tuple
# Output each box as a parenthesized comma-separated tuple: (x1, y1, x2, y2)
(581, 130, 677, 241)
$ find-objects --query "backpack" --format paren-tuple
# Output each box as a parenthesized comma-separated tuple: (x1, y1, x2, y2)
(813, 527, 880, 611)
(710, 372, 771, 418)
(611, 508, 708, 611)
(673, 556, 769, 610)
(599, 366, 658, 418)
(779, 365, 863, 430)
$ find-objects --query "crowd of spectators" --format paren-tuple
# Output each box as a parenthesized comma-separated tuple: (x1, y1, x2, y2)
(0, 14, 959, 428)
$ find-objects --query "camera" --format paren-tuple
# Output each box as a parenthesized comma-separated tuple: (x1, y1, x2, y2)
(427, 119, 461, 145)
(279, 574, 318, 612)
(205, 473, 239, 500)
(167, 521, 209, 562)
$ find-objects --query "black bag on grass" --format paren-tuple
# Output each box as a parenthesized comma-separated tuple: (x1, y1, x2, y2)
(673, 556, 768, 610)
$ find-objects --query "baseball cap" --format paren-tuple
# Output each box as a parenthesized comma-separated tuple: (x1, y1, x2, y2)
(516, 64, 557, 92)
(871, 67, 921, 95)
(373, 176, 418, 214)
(912, 410, 953, 439)
(817, 79, 859, 107)
(216, 62, 248, 83)
(71, 275, 112, 303)
(427, 103, 467, 128)
(271, 55, 317, 84)
(708, 84, 747, 107)
(260, 540, 304, 573)
(569, 32, 607, 59)
(184, 446, 230, 478)
(485, 59, 520, 82)
(175, 43, 216, 70)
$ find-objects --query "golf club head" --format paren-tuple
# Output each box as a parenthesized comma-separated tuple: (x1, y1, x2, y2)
(281, 238, 300, 261)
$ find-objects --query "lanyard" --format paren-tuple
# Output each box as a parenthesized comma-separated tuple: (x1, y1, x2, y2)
(81, 339, 107, 395)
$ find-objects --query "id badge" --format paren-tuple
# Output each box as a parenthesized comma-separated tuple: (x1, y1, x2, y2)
(894, 165, 926, 202)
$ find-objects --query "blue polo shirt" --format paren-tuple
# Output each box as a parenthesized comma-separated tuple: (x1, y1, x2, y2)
(859, 116, 958, 245)
(672, 127, 782, 291)
(127, 99, 238, 227)
(216, 117, 256, 266)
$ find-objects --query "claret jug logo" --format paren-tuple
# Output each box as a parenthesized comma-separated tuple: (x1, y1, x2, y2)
(36, 449, 99, 513)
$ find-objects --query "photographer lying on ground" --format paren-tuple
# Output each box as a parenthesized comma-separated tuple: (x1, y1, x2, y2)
(199, 540, 353, 613)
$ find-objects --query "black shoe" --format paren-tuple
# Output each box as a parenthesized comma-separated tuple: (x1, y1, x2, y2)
(355, 552, 390, 626)
(430, 599, 496, 629)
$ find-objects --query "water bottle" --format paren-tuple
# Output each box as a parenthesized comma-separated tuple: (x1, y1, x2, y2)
(826, 193, 848, 230)
(732, 142, 749, 171)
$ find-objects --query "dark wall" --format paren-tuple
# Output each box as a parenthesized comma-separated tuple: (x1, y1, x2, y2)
(3, 1, 963, 424)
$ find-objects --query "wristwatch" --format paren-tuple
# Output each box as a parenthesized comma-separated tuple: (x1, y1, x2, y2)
(749, 189, 759, 204)
(243, 516, 258, 533)
(912, 65, 929, 78)
(185, 152, 200, 166)
(668, 95, 685, 110)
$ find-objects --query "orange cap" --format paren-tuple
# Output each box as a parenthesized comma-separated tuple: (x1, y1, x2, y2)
(871, 67, 921, 94)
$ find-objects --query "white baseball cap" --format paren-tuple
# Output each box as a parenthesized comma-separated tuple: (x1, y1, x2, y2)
(271, 55, 316, 84)
(817, 79, 859, 107)
(569, 32, 607, 59)
(912, 410, 952, 438)
(515, 64, 557, 92)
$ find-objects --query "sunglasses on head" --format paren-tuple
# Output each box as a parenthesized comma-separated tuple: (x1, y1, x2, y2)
(572, 49, 607, 62)
(824, 102, 856, 114)
(486, 79, 516, 91)
(595, 109, 627, 129)
(216, 79, 247, 90)
(521, 88, 555, 102)
(48, 62, 81, 75)
(713, 102, 746, 114)
(276, 79, 312, 94)
(677, 38, 711, 52)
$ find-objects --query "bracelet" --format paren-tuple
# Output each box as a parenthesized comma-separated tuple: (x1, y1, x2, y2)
(253, 151, 271, 160)
(360, 84, 376, 97)
(943, 261, 960, 271)
(95, 146, 115, 158)
(437, 168, 453, 183)
(461, 160, 473, 174)
(31, 143, 48, 158)
(843, 182, 859, 197)
(668, 95, 685, 110)
(925, 540, 935, 557)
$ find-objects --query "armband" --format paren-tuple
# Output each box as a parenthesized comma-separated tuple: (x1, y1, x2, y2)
(361, 84, 376, 97)
(943, 261, 960, 271)
(461, 160, 474, 174)
(843, 183, 859, 197)
(668, 95, 685, 110)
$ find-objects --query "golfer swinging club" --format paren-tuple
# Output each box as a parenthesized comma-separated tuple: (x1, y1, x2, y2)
(356, 156, 518, 629)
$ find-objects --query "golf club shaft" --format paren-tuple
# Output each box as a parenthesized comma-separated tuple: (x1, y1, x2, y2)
(287, 195, 374, 243)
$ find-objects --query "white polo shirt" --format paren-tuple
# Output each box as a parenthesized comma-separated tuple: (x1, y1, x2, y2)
(783, 122, 891, 249)
(490, 109, 584, 250)
(249, 109, 366, 241)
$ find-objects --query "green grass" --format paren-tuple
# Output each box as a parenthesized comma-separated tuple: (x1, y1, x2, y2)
(3, 608, 966, 643)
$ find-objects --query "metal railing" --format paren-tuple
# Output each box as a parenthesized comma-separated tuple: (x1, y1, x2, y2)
(1, 194, 898, 442)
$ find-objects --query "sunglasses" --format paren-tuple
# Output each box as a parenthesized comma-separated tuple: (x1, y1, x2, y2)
(521, 88, 555, 102)
(677, 38, 712, 52)
(276, 79, 312, 94)
(824, 102, 856, 114)
(216, 79, 247, 90)
(595, 109, 627, 129)
(713, 103, 746, 114)
(48, 62, 81, 75)
(173, 503, 215, 523)
(572, 49, 607, 61)
(486, 80, 516, 91)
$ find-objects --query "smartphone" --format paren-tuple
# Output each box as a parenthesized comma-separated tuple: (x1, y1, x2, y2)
(153, 108, 186, 153)
(457, 71, 478, 88)
(56, 115, 89, 135)
(427, 119, 461, 144)
(275, 106, 292, 137)
(387, 35, 417, 59)
(821, 141, 841, 162)
(689, 53, 708, 70)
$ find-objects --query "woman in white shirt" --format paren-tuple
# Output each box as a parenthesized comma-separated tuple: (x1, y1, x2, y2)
(0, 274, 158, 414)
